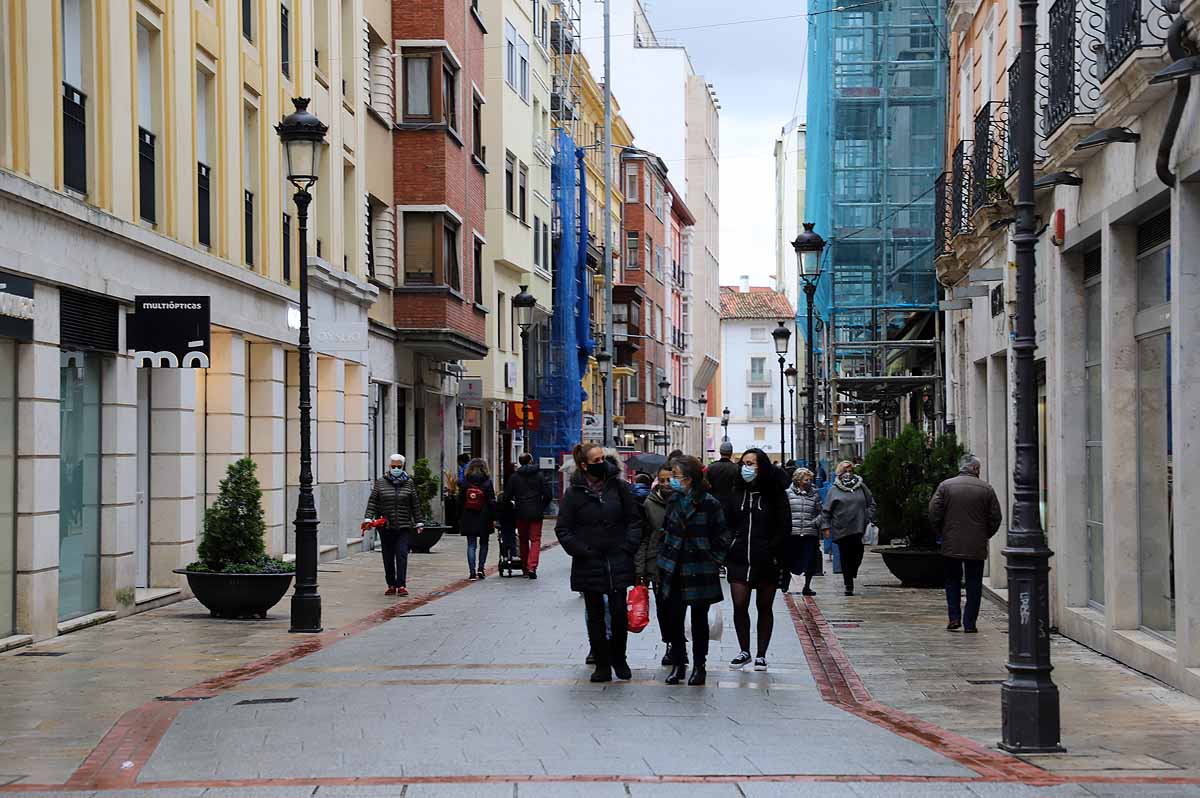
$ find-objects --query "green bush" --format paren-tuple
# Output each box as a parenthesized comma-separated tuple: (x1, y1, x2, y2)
(188, 457, 293, 574)
(410, 457, 441, 521)
(858, 424, 964, 549)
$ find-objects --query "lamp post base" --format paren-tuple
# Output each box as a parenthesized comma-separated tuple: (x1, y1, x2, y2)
(289, 592, 323, 633)
(998, 680, 1064, 753)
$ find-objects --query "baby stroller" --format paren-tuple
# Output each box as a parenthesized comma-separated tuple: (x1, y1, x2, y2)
(496, 495, 522, 577)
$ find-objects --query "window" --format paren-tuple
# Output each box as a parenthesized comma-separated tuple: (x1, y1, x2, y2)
(280, 1, 290, 77)
(657, 306, 664, 341)
(242, 101, 259, 267)
(543, 224, 550, 274)
(404, 57, 431, 117)
(442, 64, 457, 130)
(505, 153, 516, 214)
(136, 22, 160, 225)
(754, 427, 767, 441)
(505, 21, 517, 88)
(645, 171, 652, 207)
(534, 217, 541, 268)
(751, 392, 766, 418)
(518, 38, 530, 101)
(750, 326, 768, 342)
(655, 245, 664, 281)
(366, 26, 393, 119)
(473, 237, 484, 304)
(518, 163, 528, 222)
(62, 0, 90, 194)
(625, 164, 638, 202)
(242, 0, 254, 43)
(472, 94, 483, 160)
(403, 213, 435, 285)
(497, 291, 506, 351)
(628, 362, 639, 399)
(1083, 249, 1103, 608)
(645, 362, 653, 403)
(282, 212, 292, 281)
(196, 66, 215, 247)
(750, 357, 766, 381)
(625, 231, 639, 268)
(340, 0, 354, 96)
(314, 0, 328, 70)
(645, 233, 652, 274)
(443, 221, 460, 291)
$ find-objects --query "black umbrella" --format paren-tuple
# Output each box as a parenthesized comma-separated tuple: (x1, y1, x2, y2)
(627, 453, 667, 475)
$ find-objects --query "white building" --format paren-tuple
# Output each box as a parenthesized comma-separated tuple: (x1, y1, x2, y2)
(718, 282, 795, 462)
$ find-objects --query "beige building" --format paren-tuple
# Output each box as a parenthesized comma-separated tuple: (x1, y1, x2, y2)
(0, 0, 389, 646)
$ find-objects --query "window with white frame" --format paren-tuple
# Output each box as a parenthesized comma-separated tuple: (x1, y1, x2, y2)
(625, 231, 639, 269)
(750, 326, 768, 342)
(505, 21, 518, 88)
(518, 37, 530, 101)
(625, 164, 638, 201)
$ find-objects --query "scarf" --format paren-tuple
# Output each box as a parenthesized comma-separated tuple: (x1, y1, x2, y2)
(835, 472, 863, 491)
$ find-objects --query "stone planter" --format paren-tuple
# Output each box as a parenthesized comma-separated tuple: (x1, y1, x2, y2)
(410, 524, 448, 553)
(174, 569, 294, 619)
(873, 546, 945, 588)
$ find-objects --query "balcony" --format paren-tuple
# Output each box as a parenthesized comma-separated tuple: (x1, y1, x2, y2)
(1099, 0, 1173, 81)
(671, 397, 687, 416)
(62, 82, 87, 194)
(746, 369, 772, 387)
(970, 102, 1013, 225)
(1043, 0, 1106, 155)
(748, 403, 775, 421)
(1005, 55, 1049, 177)
(949, 141, 973, 240)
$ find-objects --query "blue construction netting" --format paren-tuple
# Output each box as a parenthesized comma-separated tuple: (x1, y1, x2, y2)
(575, 147, 595, 380)
(534, 129, 584, 464)
(804, 0, 947, 362)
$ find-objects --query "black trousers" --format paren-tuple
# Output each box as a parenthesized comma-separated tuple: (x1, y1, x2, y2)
(835, 534, 865, 585)
(791, 535, 822, 579)
(944, 557, 986, 629)
(379, 528, 411, 588)
(583, 590, 628, 670)
(662, 591, 710, 667)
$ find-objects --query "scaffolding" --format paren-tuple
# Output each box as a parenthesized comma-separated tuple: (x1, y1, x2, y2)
(804, 0, 947, 454)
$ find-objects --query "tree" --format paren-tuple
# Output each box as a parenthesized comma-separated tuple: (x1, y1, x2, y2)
(410, 457, 441, 521)
(858, 424, 964, 549)
(193, 457, 289, 573)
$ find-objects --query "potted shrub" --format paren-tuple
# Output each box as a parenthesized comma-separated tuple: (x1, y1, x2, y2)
(858, 424, 964, 587)
(174, 458, 294, 618)
(408, 457, 448, 553)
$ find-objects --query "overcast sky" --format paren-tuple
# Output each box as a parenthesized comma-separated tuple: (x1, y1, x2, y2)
(640, 0, 809, 287)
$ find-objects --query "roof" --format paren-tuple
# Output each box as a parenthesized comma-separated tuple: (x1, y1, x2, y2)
(720, 286, 794, 320)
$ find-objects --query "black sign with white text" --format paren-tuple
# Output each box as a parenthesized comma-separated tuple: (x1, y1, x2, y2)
(127, 296, 212, 368)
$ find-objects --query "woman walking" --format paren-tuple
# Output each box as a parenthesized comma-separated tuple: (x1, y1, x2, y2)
(786, 468, 823, 596)
(556, 443, 643, 682)
(725, 449, 791, 672)
(821, 460, 876, 596)
(635, 464, 676, 666)
(458, 458, 498, 580)
(658, 456, 732, 685)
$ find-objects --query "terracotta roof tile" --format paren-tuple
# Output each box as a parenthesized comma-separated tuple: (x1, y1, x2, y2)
(720, 286, 794, 320)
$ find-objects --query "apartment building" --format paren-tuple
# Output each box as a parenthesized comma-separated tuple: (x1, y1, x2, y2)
(0, 0, 383, 644)
(935, 0, 1200, 697)
(664, 185, 698, 456)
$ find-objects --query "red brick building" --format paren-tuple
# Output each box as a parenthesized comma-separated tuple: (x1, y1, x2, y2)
(393, 0, 488, 362)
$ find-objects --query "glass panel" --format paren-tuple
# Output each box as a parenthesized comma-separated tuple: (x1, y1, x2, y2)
(1086, 445, 1104, 524)
(1136, 246, 1170, 311)
(1086, 364, 1102, 443)
(0, 340, 15, 636)
(1087, 521, 1105, 607)
(59, 351, 102, 621)
(405, 58, 430, 117)
(1137, 333, 1174, 636)
(1084, 282, 1101, 364)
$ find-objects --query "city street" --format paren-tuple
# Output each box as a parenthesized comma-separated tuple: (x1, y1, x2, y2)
(3, 538, 1200, 798)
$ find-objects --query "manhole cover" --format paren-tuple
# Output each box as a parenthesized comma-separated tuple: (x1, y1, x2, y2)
(235, 697, 298, 706)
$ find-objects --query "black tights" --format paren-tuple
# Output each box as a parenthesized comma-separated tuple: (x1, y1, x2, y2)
(730, 582, 776, 658)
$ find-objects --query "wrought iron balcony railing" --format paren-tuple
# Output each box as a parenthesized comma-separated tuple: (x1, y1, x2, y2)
(934, 172, 951, 256)
(1006, 52, 1050, 176)
(1099, 0, 1174, 79)
(1045, 0, 1105, 136)
(62, 82, 87, 194)
(971, 102, 1009, 212)
(950, 141, 973, 237)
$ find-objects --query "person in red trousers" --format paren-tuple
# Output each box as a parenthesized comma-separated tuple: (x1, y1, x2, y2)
(503, 453, 552, 578)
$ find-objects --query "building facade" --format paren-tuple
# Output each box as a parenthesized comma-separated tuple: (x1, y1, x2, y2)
(718, 284, 795, 462)
(936, 0, 1200, 697)
(0, 0, 382, 644)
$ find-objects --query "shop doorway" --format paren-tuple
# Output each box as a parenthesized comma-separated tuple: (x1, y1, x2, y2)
(136, 369, 151, 588)
(59, 351, 102, 621)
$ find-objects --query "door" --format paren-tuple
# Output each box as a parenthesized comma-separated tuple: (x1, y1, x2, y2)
(136, 369, 151, 589)
(0, 340, 16, 636)
(59, 351, 102, 621)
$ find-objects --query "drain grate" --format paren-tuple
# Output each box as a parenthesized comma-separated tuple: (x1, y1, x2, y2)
(966, 678, 1006, 685)
(15, 651, 66, 657)
(157, 695, 209, 702)
(235, 697, 298, 706)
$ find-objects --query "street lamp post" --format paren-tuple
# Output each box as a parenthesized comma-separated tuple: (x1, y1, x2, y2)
(276, 98, 328, 634)
(513, 286, 536, 458)
(792, 222, 826, 470)
(721, 406, 730, 443)
(595, 350, 611, 446)
(1001, 0, 1062, 753)
(785, 364, 798, 464)
(658, 378, 671, 455)
(771, 322, 791, 465)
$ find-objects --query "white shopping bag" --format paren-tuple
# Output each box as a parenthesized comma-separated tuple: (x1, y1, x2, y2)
(708, 604, 724, 642)
(864, 522, 879, 546)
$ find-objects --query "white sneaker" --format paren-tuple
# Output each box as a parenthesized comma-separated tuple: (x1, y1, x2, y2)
(754, 657, 768, 672)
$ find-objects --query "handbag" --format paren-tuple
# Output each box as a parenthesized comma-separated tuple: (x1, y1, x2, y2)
(864, 522, 879, 546)
(627, 585, 650, 634)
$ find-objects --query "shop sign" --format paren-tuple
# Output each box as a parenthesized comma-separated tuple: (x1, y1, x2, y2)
(128, 296, 211, 368)
(311, 321, 368, 352)
(459, 377, 483, 403)
(582, 413, 601, 433)
(0, 271, 35, 342)
(506, 400, 540, 430)
(463, 406, 482, 430)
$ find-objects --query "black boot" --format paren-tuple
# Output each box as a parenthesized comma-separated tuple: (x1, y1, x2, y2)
(665, 664, 687, 685)
(661, 644, 673, 667)
(687, 665, 707, 686)
(844, 578, 854, 596)
(613, 660, 632, 680)
(590, 665, 613, 682)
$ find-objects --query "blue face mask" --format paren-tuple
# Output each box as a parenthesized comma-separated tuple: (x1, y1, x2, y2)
(390, 467, 404, 478)
(669, 477, 684, 492)
(741, 465, 757, 483)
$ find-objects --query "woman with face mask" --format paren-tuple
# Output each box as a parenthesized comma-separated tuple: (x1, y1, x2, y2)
(787, 468, 823, 596)
(635, 465, 677, 666)
(724, 448, 792, 672)
(820, 461, 876, 596)
(555, 443, 644, 682)
(656, 455, 732, 685)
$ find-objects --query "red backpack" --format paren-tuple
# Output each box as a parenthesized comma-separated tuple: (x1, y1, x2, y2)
(464, 484, 486, 512)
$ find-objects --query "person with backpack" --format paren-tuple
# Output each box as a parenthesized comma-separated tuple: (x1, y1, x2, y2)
(363, 454, 423, 597)
(459, 458, 498, 580)
(504, 453, 552, 579)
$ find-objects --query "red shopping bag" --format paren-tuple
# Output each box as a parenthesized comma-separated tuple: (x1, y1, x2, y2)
(627, 585, 650, 634)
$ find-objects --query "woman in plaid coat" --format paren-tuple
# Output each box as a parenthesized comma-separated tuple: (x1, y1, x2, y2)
(657, 455, 733, 686)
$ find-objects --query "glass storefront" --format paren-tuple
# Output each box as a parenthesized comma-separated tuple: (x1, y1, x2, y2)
(0, 339, 16, 636)
(58, 351, 102, 622)
(1084, 275, 1104, 607)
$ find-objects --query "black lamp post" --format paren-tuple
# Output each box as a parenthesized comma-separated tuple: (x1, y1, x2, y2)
(721, 406, 730, 443)
(276, 98, 327, 634)
(658, 378, 671, 455)
(785, 364, 798, 463)
(1001, 0, 1062, 753)
(512, 286, 536, 457)
(792, 222, 825, 470)
(595, 350, 611, 445)
(771, 321, 791, 464)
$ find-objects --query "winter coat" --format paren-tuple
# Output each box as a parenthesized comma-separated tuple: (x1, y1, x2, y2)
(634, 487, 671, 582)
(706, 458, 739, 501)
(504, 464, 551, 522)
(821, 475, 876, 541)
(365, 473, 423, 530)
(457, 474, 498, 537)
(724, 481, 791, 584)
(929, 472, 1003, 560)
(786, 485, 822, 536)
(657, 490, 732, 604)
(554, 463, 642, 593)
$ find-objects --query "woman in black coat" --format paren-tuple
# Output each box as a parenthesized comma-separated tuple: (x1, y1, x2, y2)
(555, 443, 643, 683)
(724, 448, 792, 672)
(458, 458, 498, 580)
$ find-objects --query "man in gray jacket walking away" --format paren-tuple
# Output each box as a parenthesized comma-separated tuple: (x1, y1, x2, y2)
(929, 454, 1003, 632)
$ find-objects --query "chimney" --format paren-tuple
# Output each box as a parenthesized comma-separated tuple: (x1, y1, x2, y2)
(739, 275, 750, 293)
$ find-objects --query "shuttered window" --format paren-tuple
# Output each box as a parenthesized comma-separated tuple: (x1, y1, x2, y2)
(60, 289, 119, 352)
